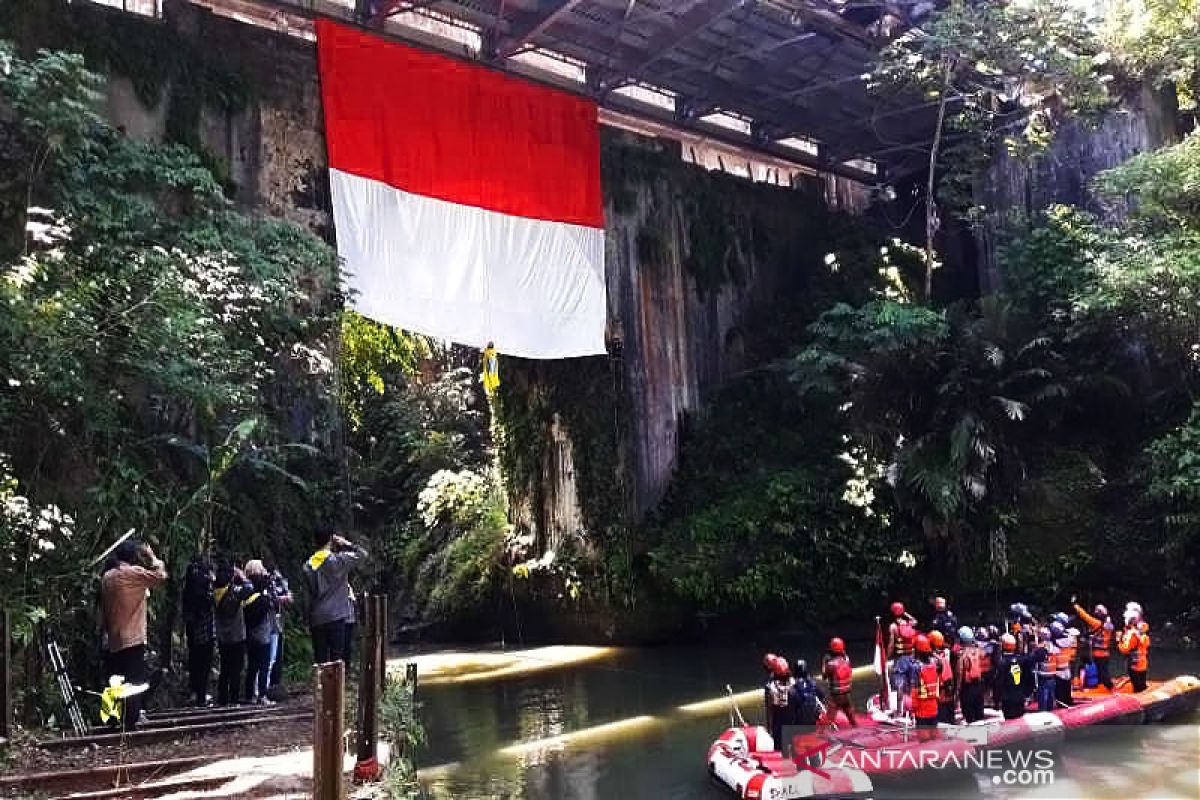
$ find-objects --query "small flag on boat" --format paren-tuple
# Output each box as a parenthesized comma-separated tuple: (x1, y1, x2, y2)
(874, 617, 890, 711)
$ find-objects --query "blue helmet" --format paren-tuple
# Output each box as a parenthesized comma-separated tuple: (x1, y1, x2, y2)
(1049, 621, 1065, 637)
(958, 626, 975, 643)
(1053, 612, 1070, 626)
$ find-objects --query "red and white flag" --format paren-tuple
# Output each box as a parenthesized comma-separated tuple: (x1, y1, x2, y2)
(315, 21, 606, 359)
(874, 618, 890, 711)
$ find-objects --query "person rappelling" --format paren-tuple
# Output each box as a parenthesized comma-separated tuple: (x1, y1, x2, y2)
(480, 341, 500, 397)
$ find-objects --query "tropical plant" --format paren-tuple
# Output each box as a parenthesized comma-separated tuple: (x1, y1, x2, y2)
(791, 298, 1069, 572)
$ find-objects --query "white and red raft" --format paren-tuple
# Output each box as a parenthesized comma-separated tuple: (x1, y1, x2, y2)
(707, 725, 873, 799)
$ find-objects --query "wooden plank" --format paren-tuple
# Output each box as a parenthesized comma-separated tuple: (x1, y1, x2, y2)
(0, 754, 230, 792)
(49, 774, 234, 800)
(91, 705, 300, 734)
(37, 713, 310, 750)
(313, 661, 345, 800)
(353, 597, 381, 781)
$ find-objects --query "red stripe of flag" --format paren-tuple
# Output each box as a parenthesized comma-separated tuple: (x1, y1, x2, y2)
(315, 19, 604, 229)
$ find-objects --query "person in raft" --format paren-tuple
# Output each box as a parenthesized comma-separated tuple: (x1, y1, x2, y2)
(887, 601, 919, 703)
(910, 634, 942, 729)
(955, 626, 987, 723)
(994, 633, 1034, 719)
(1072, 595, 1115, 691)
(821, 638, 858, 727)
(762, 653, 794, 749)
(1118, 602, 1150, 693)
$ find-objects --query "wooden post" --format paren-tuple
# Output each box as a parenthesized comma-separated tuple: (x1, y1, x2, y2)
(377, 595, 388, 694)
(313, 661, 345, 800)
(352, 597, 381, 782)
(1, 608, 10, 741)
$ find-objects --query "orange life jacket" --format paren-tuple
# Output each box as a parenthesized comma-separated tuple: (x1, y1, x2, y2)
(1053, 640, 1074, 673)
(1119, 628, 1149, 672)
(935, 651, 955, 702)
(1090, 623, 1113, 658)
(825, 655, 853, 695)
(978, 647, 992, 677)
(912, 661, 940, 718)
(960, 645, 984, 683)
(892, 620, 915, 656)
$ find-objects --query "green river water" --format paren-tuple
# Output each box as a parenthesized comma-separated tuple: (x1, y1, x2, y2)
(406, 641, 1200, 800)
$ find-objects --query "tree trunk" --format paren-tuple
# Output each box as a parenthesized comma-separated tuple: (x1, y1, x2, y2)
(924, 61, 953, 303)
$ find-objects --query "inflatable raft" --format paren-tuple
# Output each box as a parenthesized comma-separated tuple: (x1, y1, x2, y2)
(824, 673, 1200, 776)
(711, 674, 1200, 792)
(708, 725, 873, 799)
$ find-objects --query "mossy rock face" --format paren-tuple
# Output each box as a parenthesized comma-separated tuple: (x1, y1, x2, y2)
(4, 1, 251, 191)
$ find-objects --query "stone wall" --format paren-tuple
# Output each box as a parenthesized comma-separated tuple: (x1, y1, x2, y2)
(974, 85, 1179, 293)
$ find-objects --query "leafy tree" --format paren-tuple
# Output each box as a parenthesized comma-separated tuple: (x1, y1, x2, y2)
(791, 298, 1068, 574)
(874, 0, 1110, 299)
(0, 43, 342, 715)
(1103, 0, 1200, 111)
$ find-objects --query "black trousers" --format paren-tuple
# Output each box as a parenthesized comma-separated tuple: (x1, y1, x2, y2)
(218, 641, 246, 705)
(245, 641, 271, 701)
(960, 681, 986, 723)
(103, 645, 147, 730)
(312, 621, 347, 664)
(1001, 700, 1026, 720)
(1055, 676, 1074, 706)
(186, 637, 214, 706)
(1129, 669, 1148, 693)
(1093, 656, 1113, 690)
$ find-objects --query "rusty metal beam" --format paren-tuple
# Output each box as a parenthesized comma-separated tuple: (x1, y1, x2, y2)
(37, 712, 310, 750)
(619, 0, 750, 78)
(498, 0, 586, 56)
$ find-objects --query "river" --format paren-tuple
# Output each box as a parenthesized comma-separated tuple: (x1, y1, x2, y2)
(399, 640, 1200, 800)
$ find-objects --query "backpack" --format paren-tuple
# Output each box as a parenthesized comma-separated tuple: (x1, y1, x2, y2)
(214, 584, 240, 620)
(961, 646, 982, 682)
(793, 678, 820, 717)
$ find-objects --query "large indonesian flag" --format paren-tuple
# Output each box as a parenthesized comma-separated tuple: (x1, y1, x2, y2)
(315, 20, 607, 359)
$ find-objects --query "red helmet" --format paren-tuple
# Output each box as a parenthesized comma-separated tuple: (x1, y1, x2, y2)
(763, 653, 790, 678)
(829, 637, 846, 654)
(890, 601, 905, 617)
(914, 634, 932, 654)
(929, 630, 945, 648)
(934, 596, 947, 610)
(1000, 633, 1017, 653)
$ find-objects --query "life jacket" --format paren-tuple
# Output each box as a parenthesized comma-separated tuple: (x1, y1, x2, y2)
(960, 645, 983, 683)
(1119, 627, 1149, 672)
(825, 655, 853, 695)
(977, 645, 993, 677)
(1090, 622, 1113, 658)
(767, 678, 792, 708)
(912, 660, 940, 718)
(1035, 644, 1058, 677)
(892, 620, 915, 655)
(1053, 639, 1074, 674)
(935, 651, 955, 702)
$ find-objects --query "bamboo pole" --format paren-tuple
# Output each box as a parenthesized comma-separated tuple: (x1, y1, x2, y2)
(313, 661, 345, 800)
(352, 597, 381, 782)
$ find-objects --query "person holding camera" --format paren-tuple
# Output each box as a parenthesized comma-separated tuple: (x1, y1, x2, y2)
(100, 538, 167, 728)
(303, 528, 367, 664)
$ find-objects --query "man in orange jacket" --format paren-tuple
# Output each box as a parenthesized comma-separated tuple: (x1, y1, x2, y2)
(1118, 606, 1150, 693)
(1072, 595, 1114, 691)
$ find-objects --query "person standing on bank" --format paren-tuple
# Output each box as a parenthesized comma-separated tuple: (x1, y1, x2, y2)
(214, 561, 253, 705)
(181, 555, 216, 707)
(266, 564, 292, 693)
(303, 528, 367, 663)
(100, 539, 167, 729)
